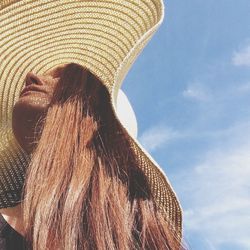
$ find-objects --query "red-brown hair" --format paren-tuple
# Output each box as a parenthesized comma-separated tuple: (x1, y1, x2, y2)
(21, 63, 186, 249)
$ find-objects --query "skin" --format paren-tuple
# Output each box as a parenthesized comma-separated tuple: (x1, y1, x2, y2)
(12, 64, 67, 154)
(0, 63, 68, 237)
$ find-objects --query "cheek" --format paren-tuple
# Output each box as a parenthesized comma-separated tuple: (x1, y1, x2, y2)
(14, 93, 51, 117)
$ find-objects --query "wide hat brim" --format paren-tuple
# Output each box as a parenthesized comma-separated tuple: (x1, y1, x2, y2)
(0, 0, 182, 240)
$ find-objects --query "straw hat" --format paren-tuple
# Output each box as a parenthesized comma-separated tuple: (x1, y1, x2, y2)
(0, 0, 182, 240)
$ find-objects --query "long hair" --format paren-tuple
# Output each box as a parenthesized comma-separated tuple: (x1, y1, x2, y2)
(21, 63, 186, 250)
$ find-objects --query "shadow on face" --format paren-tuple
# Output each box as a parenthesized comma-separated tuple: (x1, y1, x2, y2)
(12, 63, 68, 154)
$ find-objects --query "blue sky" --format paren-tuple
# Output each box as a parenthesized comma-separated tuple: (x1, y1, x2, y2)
(122, 1, 250, 249)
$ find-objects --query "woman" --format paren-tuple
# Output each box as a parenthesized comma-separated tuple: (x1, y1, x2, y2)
(0, 62, 184, 250)
(0, 0, 185, 249)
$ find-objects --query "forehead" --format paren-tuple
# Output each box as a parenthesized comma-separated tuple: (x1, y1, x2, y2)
(45, 63, 68, 76)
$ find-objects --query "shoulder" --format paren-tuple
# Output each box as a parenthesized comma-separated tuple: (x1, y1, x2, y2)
(0, 213, 27, 250)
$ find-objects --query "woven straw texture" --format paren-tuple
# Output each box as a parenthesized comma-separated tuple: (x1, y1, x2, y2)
(0, 0, 182, 239)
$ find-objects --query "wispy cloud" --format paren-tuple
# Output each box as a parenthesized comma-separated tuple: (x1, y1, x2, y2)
(232, 43, 250, 67)
(182, 82, 211, 102)
(138, 125, 183, 152)
(236, 81, 250, 93)
(176, 121, 250, 249)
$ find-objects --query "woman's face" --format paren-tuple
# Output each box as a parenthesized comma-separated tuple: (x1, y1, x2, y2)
(12, 64, 67, 153)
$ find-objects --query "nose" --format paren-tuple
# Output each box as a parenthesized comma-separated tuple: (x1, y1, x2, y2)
(25, 72, 44, 86)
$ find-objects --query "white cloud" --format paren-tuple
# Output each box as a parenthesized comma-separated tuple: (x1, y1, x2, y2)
(138, 125, 182, 152)
(232, 44, 250, 67)
(182, 82, 211, 101)
(177, 122, 250, 249)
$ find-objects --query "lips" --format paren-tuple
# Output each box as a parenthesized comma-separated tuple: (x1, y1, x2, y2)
(20, 84, 46, 97)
